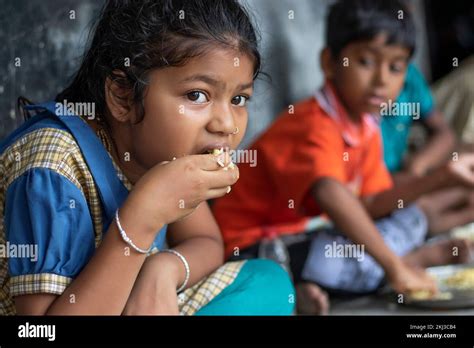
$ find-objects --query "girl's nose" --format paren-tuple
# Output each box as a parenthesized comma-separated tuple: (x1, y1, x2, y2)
(207, 104, 236, 135)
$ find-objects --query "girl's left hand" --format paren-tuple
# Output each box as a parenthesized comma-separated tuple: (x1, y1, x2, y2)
(123, 253, 181, 315)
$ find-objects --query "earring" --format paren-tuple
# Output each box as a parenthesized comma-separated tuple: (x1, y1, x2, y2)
(231, 126, 239, 135)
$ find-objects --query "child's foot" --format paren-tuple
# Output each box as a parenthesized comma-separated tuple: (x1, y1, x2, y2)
(403, 239, 474, 269)
(295, 282, 330, 315)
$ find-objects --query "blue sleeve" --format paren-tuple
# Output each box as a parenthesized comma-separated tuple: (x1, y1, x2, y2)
(402, 64, 435, 119)
(4, 168, 95, 280)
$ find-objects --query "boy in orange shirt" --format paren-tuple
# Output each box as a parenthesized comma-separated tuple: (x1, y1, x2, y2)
(213, 0, 474, 314)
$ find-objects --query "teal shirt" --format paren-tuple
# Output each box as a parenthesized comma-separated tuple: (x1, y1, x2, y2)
(381, 64, 435, 172)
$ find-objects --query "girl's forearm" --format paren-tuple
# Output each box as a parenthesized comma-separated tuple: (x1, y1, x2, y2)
(45, 208, 162, 315)
(121, 236, 223, 315)
(164, 236, 224, 290)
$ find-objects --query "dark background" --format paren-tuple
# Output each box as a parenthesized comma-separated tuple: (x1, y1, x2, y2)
(425, 0, 474, 81)
(0, 0, 102, 139)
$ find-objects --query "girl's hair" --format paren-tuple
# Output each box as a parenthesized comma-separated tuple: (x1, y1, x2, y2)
(55, 0, 261, 122)
(326, 0, 416, 58)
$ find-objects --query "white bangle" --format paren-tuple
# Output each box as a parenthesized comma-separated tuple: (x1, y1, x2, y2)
(115, 209, 153, 254)
(161, 249, 190, 293)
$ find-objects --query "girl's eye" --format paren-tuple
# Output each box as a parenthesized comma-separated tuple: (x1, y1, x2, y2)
(231, 95, 249, 107)
(187, 91, 209, 103)
(359, 57, 374, 67)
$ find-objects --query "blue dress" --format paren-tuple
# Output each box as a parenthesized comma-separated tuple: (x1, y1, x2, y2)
(0, 102, 294, 315)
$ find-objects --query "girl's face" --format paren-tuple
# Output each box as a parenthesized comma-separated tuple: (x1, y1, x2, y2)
(127, 48, 255, 170)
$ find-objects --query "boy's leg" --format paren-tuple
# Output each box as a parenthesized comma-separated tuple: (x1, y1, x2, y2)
(295, 282, 330, 315)
(286, 237, 330, 315)
(301, 204, 428, 293)
(227, 238, 330, 315)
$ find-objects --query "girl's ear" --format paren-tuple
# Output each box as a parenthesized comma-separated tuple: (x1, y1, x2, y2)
(320, 47, 335, 80)
(105, 71, 133, 123)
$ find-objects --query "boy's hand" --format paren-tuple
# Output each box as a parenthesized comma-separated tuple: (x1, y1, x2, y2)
(387, 261, 437, 296)
(405, 161, 428, 178)
(123, 152, 238, 232)
(446, 153, 474, 187)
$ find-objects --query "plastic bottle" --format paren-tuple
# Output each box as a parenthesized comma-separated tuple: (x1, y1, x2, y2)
(258, 227, 292, 278)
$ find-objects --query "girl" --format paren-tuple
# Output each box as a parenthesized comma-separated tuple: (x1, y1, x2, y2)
(0, 0, 294, 315)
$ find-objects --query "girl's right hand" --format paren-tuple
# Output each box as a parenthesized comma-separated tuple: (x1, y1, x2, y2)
(121, 152, 238, 233)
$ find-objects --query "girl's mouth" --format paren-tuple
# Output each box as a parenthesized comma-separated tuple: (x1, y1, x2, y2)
(199, 143, 231, 155)
(208, 148, 223, 155)
(199, 146, 235, 170)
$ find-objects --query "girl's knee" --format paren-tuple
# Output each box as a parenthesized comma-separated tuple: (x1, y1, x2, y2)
(245, 259, 290, 283)
(242, 259, 295, 314)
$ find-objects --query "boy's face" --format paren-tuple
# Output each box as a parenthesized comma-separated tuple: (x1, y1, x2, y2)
(324, 34, 411, 119)
(120, 48, 254, 170)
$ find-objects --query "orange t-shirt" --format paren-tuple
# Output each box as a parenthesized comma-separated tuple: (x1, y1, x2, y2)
(213, 83, 393, 258)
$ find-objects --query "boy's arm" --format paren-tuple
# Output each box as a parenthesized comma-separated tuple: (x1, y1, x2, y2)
(363, 154, 474, 219)
(312, 178, 436, 294)
(404, 110, 456, 176)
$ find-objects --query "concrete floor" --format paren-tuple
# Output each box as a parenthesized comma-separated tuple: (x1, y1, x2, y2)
(330, 293, 474, 315)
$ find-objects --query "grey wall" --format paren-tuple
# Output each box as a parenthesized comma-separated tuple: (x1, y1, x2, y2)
(0, 0, 103, 139)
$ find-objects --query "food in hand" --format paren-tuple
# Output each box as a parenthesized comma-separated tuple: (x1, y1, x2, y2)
(209, 148, 235, 170)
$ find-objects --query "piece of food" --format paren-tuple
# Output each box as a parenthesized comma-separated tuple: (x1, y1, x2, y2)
(223, 161, 235, 171)
(208, 148, 235, 170)
(451, 223, 474, 241)
(209, 148, 223, 156)
(409, 289, 453, 301)
(444, 269, 474, 290)
(409, 290, 434, 300)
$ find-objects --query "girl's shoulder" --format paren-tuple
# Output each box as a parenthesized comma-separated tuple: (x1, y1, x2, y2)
(0, 124, 93, 195)
(0, 117, 106, 255)
(0, 122, 104, 316)
(0, 116, 104, 238)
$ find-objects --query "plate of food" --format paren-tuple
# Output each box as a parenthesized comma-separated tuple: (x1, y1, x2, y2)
(405, 264, 474, 309)
(450, 223, 474, 242)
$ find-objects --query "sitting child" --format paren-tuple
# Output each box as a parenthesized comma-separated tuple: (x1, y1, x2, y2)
(0, 0, 294, 315)
(382, 61, 473, 235)
(213, 0, 474, 314)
